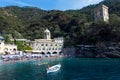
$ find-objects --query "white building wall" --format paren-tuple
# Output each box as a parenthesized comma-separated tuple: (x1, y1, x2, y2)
(29, 29, 64, 55)
(4, 44, 17, 54)
(31, 40, 63, 54)
(0, 40, 5, 54)
(0, 42, 17, 54)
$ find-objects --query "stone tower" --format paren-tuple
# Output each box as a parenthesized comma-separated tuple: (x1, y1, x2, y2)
(94, 5, 109, 22)
(44, 29, 51, 39)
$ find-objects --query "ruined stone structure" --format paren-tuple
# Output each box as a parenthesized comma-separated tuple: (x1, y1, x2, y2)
(94, 5, 109, 22)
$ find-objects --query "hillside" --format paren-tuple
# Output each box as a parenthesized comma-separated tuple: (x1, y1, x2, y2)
(0, 0, 120, 47)
(66, 0, 120, 21)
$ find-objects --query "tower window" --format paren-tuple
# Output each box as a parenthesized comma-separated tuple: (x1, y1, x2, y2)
(47, 33, 49, 35)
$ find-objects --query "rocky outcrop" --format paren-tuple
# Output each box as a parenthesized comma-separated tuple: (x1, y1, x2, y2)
(76, 47, 120, 58)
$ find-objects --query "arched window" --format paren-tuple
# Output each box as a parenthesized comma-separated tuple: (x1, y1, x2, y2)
(13, 48, 16, 51)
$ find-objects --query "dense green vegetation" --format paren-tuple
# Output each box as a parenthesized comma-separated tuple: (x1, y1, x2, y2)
(15, 41, 32, 51)
(0, 0, 120, 47)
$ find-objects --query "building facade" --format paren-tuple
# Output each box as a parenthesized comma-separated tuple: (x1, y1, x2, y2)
(0, 36, 5, 54)
(29, 29, 64, 55)
(0, 36, 17, 54)
(4, 44, 17, 54)
(94, 5, 109, 22)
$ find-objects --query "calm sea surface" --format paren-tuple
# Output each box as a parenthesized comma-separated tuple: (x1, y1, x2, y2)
(0, 58, 120, 80)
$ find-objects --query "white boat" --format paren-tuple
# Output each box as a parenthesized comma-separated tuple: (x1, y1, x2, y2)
(47, 64, 61, 73)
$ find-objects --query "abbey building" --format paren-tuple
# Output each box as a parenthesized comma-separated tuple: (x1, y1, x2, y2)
(29, 29, 64, 55)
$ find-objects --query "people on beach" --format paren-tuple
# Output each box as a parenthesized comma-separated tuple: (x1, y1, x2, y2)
(0, 52, 63, 63)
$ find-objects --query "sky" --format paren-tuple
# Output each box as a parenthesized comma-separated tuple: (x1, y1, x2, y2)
(0, 0, 103, 10)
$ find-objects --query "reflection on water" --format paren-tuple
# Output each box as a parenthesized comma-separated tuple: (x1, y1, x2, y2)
(0, 58, 120, 80)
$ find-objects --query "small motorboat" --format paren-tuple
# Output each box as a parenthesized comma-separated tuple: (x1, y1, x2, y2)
(47, 64, 61, 73)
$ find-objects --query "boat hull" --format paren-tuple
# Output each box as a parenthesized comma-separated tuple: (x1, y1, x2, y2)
(47, 64, 61, 73)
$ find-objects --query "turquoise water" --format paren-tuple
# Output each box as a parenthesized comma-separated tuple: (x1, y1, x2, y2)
(0, 58, 120, 80)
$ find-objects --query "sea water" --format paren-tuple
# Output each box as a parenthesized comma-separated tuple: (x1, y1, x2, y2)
(0, 58, 120, 80)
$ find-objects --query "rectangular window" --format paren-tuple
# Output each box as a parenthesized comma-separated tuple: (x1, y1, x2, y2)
(43, 48, 45, 50)
(41, 44, 44, 46)
(52, 48, 54, 50)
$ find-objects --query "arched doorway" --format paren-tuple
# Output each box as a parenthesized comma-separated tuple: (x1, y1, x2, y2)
(41, 52, 45, 55)
(52, 52, 57, 54)
(4, 48, 9, 55)
(46, 52, 51, 57)
(59, 51, 62, 55)
(47, 52, 51, 54)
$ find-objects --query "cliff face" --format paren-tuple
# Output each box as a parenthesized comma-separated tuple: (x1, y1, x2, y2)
(76, 45, 120, 58)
